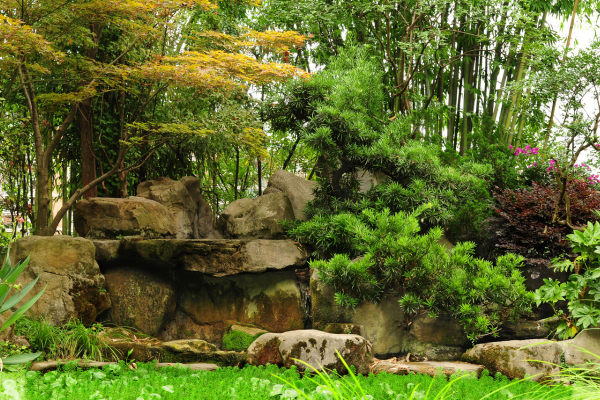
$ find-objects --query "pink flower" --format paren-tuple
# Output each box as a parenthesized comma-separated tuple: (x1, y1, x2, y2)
(509, 145, 513, 150)
(533, 163, 537, 166)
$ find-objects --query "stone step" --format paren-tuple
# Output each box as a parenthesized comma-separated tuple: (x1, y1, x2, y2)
(371, 360, 484, 377)
(30, 360, 218, 373)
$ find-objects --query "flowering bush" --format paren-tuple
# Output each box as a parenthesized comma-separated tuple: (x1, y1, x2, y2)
(493, 180, 600, 268)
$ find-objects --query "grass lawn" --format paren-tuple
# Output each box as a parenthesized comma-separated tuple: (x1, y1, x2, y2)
(0, 361, 582, 400)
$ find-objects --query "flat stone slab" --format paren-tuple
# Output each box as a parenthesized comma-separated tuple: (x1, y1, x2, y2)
(30, 360, 218, 372)
(371, 360, 484, 377)
(93, 238, 308, 276)
(156, 363, 218, 371)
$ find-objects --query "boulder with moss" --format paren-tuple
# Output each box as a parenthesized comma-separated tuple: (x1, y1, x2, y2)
(74, 197, 177, 239)
(247, 330, 373, 375)
(263, 170, 317, 221)
(217, 193, 295, 239)
(6, 236, 110, 326)
(136, 176, 216, 239)
(311, 268, 404, 358)
(462, 339, 567, 382)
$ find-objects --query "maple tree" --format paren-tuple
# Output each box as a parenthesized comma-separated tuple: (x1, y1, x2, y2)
(0, 0, 308, 235)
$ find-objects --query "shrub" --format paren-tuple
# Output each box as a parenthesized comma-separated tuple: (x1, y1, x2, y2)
(221, 330, 265, 352)
(288, 206, 534, 342)
(493, 180, 600, 268)
(535, 221, 600, 339)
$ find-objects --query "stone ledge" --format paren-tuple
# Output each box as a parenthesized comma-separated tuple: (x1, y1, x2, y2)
(93, 238, 309, 277)
(371, 360, 484, 377)
(30, 360, 218, 372)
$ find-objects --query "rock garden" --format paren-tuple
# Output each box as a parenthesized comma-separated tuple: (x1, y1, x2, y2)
(2, 2, 600, 399)
(0, 171, 598, 399)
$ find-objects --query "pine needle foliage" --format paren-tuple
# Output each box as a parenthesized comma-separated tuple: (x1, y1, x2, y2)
(271, 45, 492, 235)
(277, 45, 532, 341)
(288, 205, 533, 342)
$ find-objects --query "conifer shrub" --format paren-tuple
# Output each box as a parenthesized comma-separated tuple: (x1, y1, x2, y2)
(287, 205, 534, 342)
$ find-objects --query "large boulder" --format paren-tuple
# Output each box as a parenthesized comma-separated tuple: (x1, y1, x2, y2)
(462, 339, 566, 382)
(92, 238, 308, 277)
(401, 314, 471, 361)
(74, 197, 177, 239)
(160, 271, 305, 347)
(247, 330, 373, 375)
(7, 236, 110, 326)
(217, 193, 295, 239)
(263, 170, 317, 221)
(103, 267, 177, 337)
(311, 268, 404, 358)
(137, 176, 215, 239)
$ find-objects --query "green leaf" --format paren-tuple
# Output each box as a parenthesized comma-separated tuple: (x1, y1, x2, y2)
(0, 285, 46, 333)
(2, 352, 42, 365)
(0, 276, 41, 314)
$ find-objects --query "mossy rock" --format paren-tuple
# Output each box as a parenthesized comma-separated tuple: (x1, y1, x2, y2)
(222, 330, 266, 352)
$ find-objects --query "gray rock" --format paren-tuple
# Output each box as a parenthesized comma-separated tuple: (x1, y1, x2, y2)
(402, 314, 470, 361)
(159, 339, 218, 353)
(137, 176, 214, 239)
(496, 317, 558, 341)
(217, 193, 295, 239)
(564, 327, 600, 365)
(104, 267, 176, 337)
(74, 197, 177, 239)
(354, 168, 389, 193)
(92, 238, 308, 277)
(7, 236, 110, 326)
(311, 268, 405, 358)
(371, 360, 484, 377)
(247, 330, 373, 375)
(462, 339, 567, 382)
(263, 170, 317, 221)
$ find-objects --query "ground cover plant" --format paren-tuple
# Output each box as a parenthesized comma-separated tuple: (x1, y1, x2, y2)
(14, 317, 114, 361)
(12, 361, 562, 400)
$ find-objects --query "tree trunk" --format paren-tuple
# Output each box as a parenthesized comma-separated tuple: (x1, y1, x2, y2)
(79, 96, 97, 199)
(80, 23, 103, 199)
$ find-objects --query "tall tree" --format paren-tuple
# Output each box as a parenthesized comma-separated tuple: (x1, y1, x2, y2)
(0, 0, 308, 235)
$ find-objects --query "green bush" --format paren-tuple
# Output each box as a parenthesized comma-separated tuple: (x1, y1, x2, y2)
(222, 330, 265, 352)
(271, 46, 492, 237)
(535, 220, 600, 339)
(289, 205, 534, 342)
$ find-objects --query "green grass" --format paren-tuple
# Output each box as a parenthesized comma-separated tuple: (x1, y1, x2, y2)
(14, 317, 114, 361)
(14, 361, 564, 400)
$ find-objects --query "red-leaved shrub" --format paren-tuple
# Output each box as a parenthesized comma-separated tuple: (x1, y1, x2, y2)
(493, 180, 600, 267)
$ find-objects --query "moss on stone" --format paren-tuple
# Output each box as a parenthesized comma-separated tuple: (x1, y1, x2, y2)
(222, 330, 265, 352)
